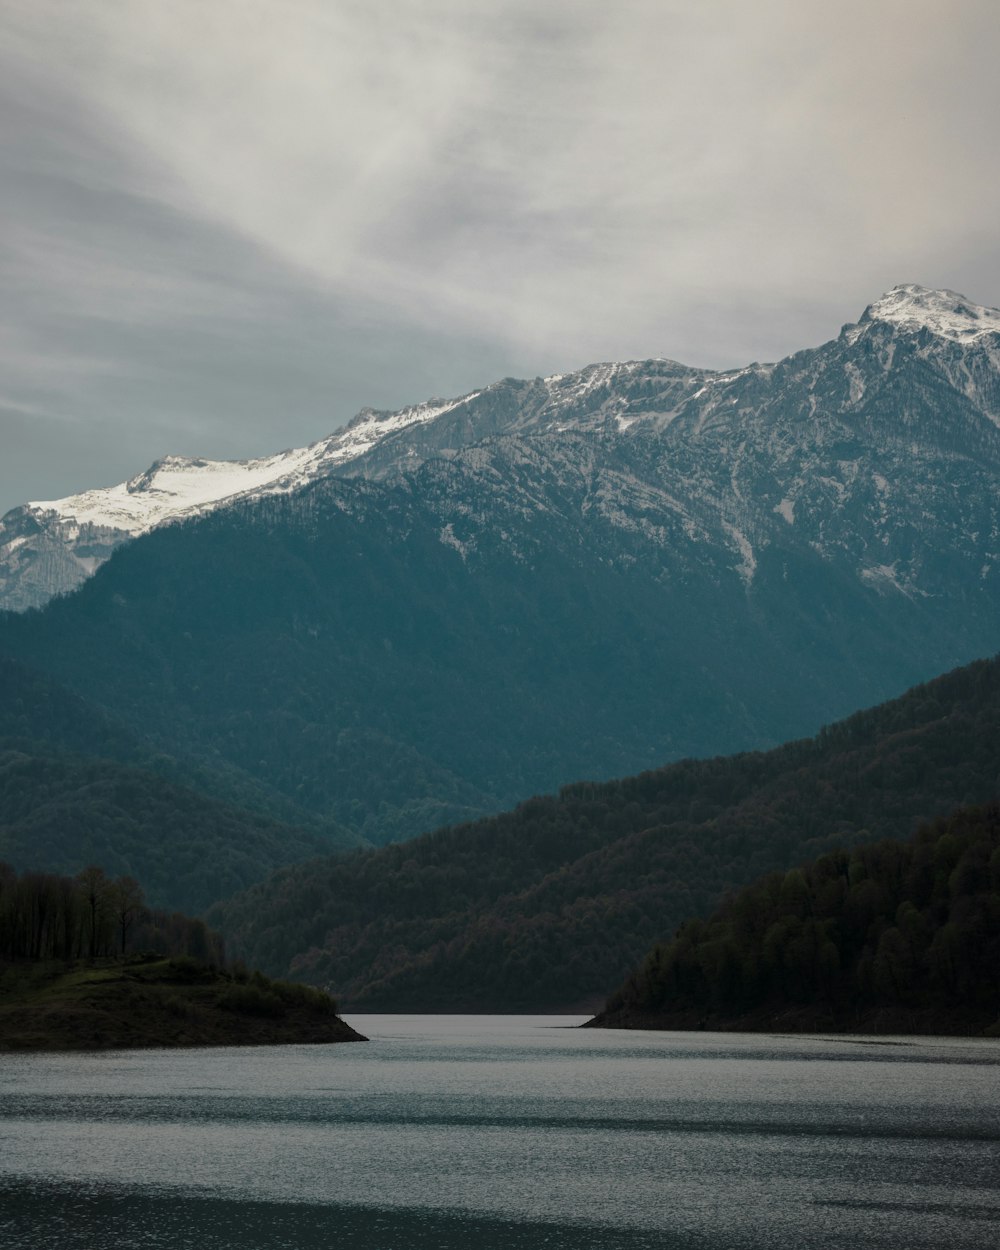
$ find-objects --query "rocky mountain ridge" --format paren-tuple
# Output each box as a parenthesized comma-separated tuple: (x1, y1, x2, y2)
(3, 283, 998, 612)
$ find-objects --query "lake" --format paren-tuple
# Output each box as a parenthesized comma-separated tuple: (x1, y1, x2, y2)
(2, 1015, 999, 1248)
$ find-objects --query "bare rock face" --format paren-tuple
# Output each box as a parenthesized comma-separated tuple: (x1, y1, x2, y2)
(0, 506, 131, 612)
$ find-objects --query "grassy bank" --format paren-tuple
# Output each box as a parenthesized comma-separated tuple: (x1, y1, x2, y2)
(0, 955, 366, 1051)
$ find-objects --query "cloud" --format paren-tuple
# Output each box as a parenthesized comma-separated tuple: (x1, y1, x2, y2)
(1, 0, 998, 508)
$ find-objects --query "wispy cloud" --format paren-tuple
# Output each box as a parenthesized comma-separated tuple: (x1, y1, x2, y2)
(1, 0, 998, 509)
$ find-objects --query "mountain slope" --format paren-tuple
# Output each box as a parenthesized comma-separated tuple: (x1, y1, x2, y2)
(1, 285, 999, 850)
(0, 656, 360, 913)
(0, 749, 333, 915)
(0, 456, 991, 846)
(0, 394, 482, 612)
(586, 801, 1000, 1036)
(209, 654, 1000, 1011)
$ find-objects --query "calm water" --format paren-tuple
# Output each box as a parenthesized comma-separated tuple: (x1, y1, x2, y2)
(1, 1015, 999, 1249)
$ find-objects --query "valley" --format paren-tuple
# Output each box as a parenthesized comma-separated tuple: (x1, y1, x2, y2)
(1, 285, 999, 1028)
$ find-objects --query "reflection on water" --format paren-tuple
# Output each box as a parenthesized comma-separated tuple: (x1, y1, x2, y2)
(2, 1015, 999, 1249)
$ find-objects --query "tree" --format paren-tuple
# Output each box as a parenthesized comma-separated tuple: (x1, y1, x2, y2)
(108, 876, 144, 956)
(76, 865, 110, 959)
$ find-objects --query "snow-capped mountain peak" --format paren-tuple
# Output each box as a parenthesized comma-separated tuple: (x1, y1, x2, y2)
(31, 445, 328, 537)
(857, 284, 1000, 342)
(24, 389, 486, 541)
(0, 388, 487, 612)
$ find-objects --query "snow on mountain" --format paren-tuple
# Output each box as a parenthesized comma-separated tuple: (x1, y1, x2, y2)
(857, 284, 1000, 342)
(28, 392, 485, 538)
(2, 284, 999, 613)
(0, 393, 482, 611)
(29, 449, 328, 538)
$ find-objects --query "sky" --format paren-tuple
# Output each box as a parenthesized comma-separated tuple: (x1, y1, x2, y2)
(2, 0, 999, 515)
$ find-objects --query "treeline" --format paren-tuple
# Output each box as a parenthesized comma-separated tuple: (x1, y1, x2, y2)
(212, 654, 1000, 1011)
(0, 863, 224, 964)
(593, 803, 1000, 1033)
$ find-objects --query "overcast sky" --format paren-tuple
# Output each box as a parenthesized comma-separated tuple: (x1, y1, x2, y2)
(2, 0, 999, 514)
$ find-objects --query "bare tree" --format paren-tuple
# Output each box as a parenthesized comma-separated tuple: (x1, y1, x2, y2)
(76, 865, 110, 959)
(108, 876, 144, 956)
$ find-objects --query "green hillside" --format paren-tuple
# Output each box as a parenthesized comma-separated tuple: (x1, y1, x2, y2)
(0, 658, 357, 913)
(588, 802, 1000, 1036)
(3, 450, 993, 854)
(212, 654, 1000, 1011)
(0, 750, 335, 914)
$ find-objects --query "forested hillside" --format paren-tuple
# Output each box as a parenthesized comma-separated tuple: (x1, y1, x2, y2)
(0, 751, 333, 915)
(212, 654, 1000, 1011)
(2, 462, 995, 852)
(0, 655, 355, 827)
(0, 657, 357, 912)
(588, 803, 1000, 1035)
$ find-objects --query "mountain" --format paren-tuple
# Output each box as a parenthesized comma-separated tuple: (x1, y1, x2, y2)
(210, 654, 1000, 1011)
(1, 285, 999, 851)
(4, 283, 999, 613)
(586, 801, 1000, 1036)
(0, 394, 481, 612)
